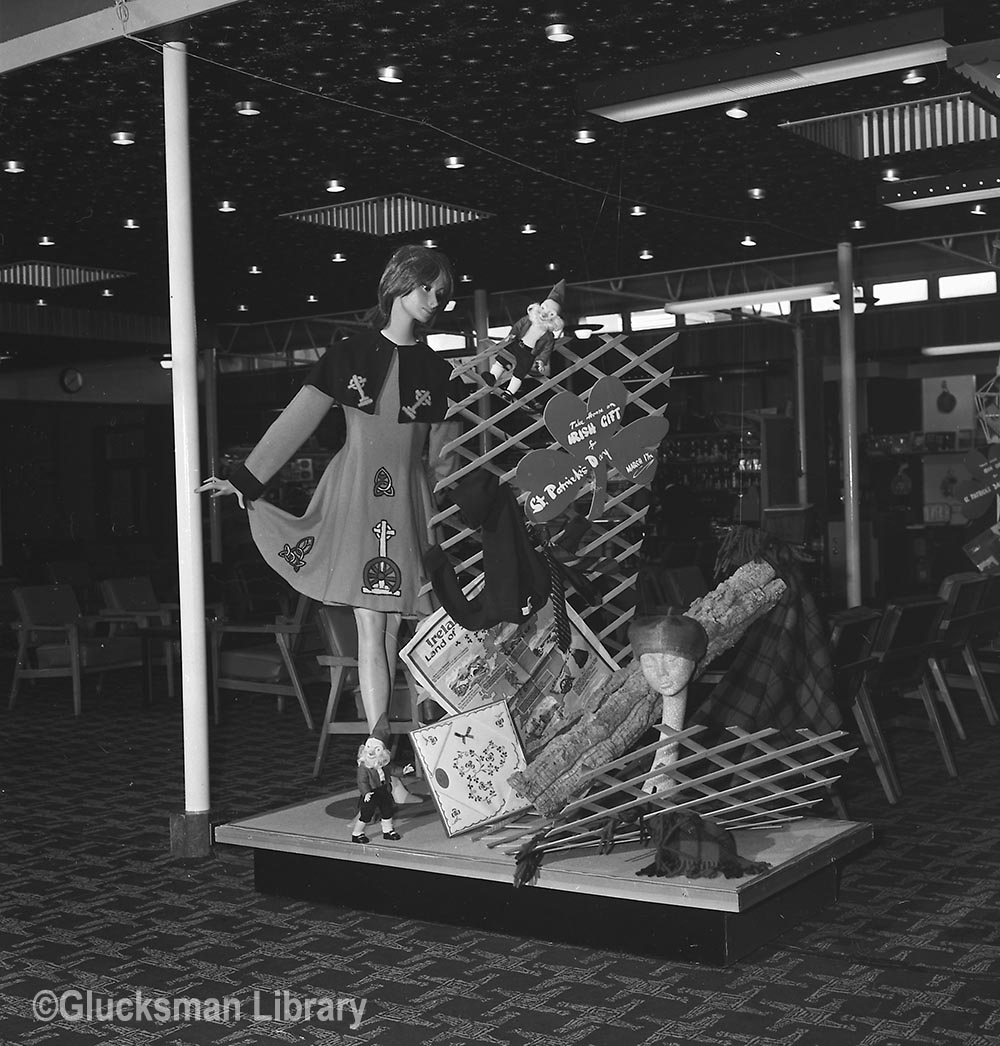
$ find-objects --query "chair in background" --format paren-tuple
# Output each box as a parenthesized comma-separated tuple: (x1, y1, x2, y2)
(209, 593, 321, 729)
(927, 572, 999, 732)
(865, 595, 959, 779)
(312, 606, 429, 779)
(100, 576, 180, 698)
(45, 560, 101, 613)
(948, 570, 1000, 726)
(8, 584, 143, 716)
(828, 606, 901, 805)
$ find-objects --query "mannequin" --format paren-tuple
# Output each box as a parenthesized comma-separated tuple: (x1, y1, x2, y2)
(197, 245, 457, 810)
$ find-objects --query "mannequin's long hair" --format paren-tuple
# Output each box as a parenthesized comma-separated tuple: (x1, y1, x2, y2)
(366, 244, 454, 337)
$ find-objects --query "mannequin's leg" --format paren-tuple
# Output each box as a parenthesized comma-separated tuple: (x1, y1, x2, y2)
(353, 608, 422, 804)
(354, 607, 392, 732)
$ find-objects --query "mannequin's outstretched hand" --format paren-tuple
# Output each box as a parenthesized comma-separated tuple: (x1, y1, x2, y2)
(195, 476, 246, 510)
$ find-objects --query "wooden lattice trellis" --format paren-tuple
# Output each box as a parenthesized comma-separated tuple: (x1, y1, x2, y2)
(476, 724, 857, 864)
(421, 331, 678, 657)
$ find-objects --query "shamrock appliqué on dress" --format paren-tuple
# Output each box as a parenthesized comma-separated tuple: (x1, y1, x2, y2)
(954, 444, 1000, 520)
(516, 375, 670, 522)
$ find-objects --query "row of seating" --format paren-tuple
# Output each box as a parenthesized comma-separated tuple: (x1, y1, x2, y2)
(5, 578, 426, 778)
(829, 570, 1000, 804)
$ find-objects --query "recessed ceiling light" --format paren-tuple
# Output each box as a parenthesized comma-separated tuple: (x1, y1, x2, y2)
(36, 298, 47, 306)
(741, 234, 757, 247)
(331, 252, 347, 263)
(547, 262, 559, 271)
(218, 200, 236, 212)
(575, 129, 596, 144)
(101, 288, 114, 297)
(639, 248, 653, 260)
(851, 219, 867, 230)
(545, 23, 574, 43)
(460, 273, 472, 283)
(235, 100, 260, 116)
(630, 205, 646, 216)
(444, 155, 465, 169)
(38, 235, 54, 246)
(378, 65, 403, 83)
(307, 294, 318, 303)
(902, 68, 926, 85)
(4, 160, 24, 173)
(882, 167, 901, 182)
(423, 239, 438, 248)
(971, 203, 987, 216)
(726, 103, 749, 119)
(521, 223, 536, 234)
(747, 186, 766, 200)
(237, 304, 248, 312)
(326, 179, 346, 193)
(248, 264, 262, 274)
(123, 218, 140, 229)
(111, 131, 135, 146)
(444, 300, 457, 312)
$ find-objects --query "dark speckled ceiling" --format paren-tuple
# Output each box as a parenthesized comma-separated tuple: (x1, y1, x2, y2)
(3, 0, 1000, 365)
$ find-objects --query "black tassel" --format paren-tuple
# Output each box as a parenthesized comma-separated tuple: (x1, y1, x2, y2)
(598, 816, 619, 855)
(541, 544, 571, 653)
(513, 836, 546, 888)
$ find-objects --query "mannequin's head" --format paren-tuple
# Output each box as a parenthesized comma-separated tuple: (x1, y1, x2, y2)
(370, 245, 454, 333)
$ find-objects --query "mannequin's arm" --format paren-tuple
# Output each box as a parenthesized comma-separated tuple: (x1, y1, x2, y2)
(233, 385, 335, 498)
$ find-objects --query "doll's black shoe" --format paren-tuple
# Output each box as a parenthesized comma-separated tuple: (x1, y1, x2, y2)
(382, 830, 401, 841)
(482, 372, 497, 387)
(351, 834, 370, 844)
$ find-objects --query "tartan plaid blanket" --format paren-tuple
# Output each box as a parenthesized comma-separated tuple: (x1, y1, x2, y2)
(689, 562, 841, 740)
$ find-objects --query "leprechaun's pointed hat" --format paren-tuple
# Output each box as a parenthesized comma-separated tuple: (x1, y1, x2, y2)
(369, 712, 391, 748)
(545, 279, 566, 306)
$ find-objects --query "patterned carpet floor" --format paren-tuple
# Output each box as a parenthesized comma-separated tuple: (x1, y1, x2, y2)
(1, 668, 999, 1045)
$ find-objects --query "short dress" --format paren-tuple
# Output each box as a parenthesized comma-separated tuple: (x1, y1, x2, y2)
(245, 349, 439, 617)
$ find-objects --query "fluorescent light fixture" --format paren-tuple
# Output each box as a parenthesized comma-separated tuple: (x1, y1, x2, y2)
(579, 11, 948, 122)
(939, 271, 997, 299)
(579, 312, 623, 333)
(488, 324, 512, 339)
(426, 332, 468, 351)
(665, 282, 835, 314)
(871, 278, 927, 305)
(922, 341, 1000, 357)
(881, 167, 1000, 209)
(630, 309, 677, 331)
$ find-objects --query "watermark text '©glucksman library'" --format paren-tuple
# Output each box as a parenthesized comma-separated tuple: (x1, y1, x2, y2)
(32, 989, 366, 1029)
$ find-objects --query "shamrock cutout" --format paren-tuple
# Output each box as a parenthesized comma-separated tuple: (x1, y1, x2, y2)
(954, 444, 1000, 520)
(516, 375, 669, 522)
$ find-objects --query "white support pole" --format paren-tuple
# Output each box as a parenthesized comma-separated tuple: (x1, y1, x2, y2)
(474, 288, 491, 454)
(837, 241, 863, 607)
(202, 346, 223, 563)
(792, 315, 809, 505)
(163, 40, 212, 855)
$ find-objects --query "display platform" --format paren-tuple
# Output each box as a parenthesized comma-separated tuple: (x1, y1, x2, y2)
(215, 789, 873, 966)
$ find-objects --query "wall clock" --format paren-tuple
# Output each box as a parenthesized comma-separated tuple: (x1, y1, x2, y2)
(59, 367, 83, 394)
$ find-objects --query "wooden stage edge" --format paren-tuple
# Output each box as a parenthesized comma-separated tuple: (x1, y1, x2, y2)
(215, 791, 874, 966)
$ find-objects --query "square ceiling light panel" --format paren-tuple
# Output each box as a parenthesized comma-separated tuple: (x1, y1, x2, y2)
(280, 194, 494, 236)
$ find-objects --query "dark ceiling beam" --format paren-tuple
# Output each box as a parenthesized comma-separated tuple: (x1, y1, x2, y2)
(0, 0, 250, 73)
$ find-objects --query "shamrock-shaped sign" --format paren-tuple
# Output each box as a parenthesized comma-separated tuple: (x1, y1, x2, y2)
(516, 375, 669, 522)
(954, 444, 1000, 520)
